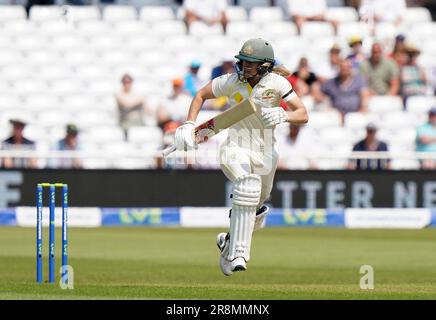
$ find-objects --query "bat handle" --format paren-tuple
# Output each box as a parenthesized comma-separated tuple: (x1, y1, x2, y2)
(162, 144, 176, 157)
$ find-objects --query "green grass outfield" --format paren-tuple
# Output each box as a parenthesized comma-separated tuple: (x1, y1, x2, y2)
(1, 227, 436, 300)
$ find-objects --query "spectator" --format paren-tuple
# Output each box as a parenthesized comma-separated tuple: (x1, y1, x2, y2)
(416, 107, 436, 170)
(359, 0, 406, 26)
(400, 44, 427, 100)
(286, 0, 338, 34)
(211, 53, 235, 80)
(392, 42, 408, 67)
(52, 124, 82, 169)
(360, 43, 400, 96)
(316, 44, 342, 83)
(278, 124, 318, 170)
(157, 78, 192, 129)
(390, 34, 406, 57)
(183, 0, 228, 33)
(348, 122, 390, 170)
(115, 74, 148, 140)
(347, 36, 366, 70)
(321, 59, 369, 119)
(292, 57, 322, 98)
(1, 118, 37, 169)
(184, 60, 204, 97)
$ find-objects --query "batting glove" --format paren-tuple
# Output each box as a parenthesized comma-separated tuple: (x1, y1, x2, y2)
(174, 121, 196, 151)
(260, 107, 288, 128)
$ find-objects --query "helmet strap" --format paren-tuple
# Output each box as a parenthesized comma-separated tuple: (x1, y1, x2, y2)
(235, 60, 273, 82)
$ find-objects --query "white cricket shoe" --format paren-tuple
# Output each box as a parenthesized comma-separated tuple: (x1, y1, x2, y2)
(231, 257, 247, 272)
(216, 232, 233, 276)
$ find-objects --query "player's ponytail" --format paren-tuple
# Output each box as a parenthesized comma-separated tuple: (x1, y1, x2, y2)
(272, 64, 291, 77)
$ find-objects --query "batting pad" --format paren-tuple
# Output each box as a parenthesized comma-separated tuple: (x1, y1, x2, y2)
(228, 174, 261, 261)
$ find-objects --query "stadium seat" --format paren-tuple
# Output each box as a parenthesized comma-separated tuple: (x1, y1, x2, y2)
(49, 79, 85, 96)
(75, 111, 117, 128)
(128, 126, 163, 144)
(74, 65, 109, 81)
(103, 5, 137, 22)
(422, 40, 436, 55)
(67, 6, 101, 22)
(0, 5, 26, 21)
(62, 95, 95, 112)
(139, 6, 175, 22)
(199, 35, 235, 54)
(337, 22, 371, 40)
(368, 96, 404, 113)
(0, 49, 24, 67)
(11, 79, 48, 95)
(101, 141, 136, 154)
(1, 20, 35, 35)
(416, 53, 436, 70)
(14, 34, 47, 50)
(0, 64, 32, 81)
(124, 35, 161, 51)
(375, 23, 400, 42)
(326, 7, 358, 23)
(38, 20, 74, 35)
(189, 21, 223, 37)
(113, 21, 151, 36)
(86, 126, 125, 143)
(86, 34, 122, 51)
(63, 49, 99, 65)
(390, 159, 420, 170)
(23, 124, 49, 141)
(76, 20, 112, 36)
(318, 127, 356, 145)
(99, 51, 133, 65)
(300, 95, 315, 112)
(274, 37, 307, 57)
(22, 94, 60, 111)
(307, 111, 342, 129)
(25, 50, 61, 66)
(29, 5, 63, 22)
(406, 96, 436, 114)
(86, 80, 118, 96)
(239, 0, 270, 9)
(381, 112, 413, 130)
(163, 34, 198, 52)
(226, 21, 261, 38)
(0, 34, 10, 47)
(175, 6, 185, 20)
(344, 112, 372, 130)
(300, 22, 335, 39)
(249, 7, 283, 22)
(404, 7, 432, 25)
(257, 21, 298, 40)
(50, 35, 85, 50)
(408, 22, 436, 42)
(150, 20, 187, 36)
(136, 50, 172, 66)
(37, 110, 71, 127)
(0, 95, 20, 109)
(226, 6, 248, 21)
(391, 127, 417, 145)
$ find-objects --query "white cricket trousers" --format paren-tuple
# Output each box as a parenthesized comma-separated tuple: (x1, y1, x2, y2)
(219, 142, 278, 208)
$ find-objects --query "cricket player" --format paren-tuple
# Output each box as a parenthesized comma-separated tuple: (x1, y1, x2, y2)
(173, 38, 309, 276)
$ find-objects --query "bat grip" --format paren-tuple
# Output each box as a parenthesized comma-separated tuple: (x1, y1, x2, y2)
(162, 144, 176, 157)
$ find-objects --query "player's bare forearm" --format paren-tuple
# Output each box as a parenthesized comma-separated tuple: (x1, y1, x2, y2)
(285, 96, 309, 125)
(187, 81, 216, 122)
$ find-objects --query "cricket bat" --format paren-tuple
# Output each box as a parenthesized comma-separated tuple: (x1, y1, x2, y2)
(162, 98, 257, 157)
